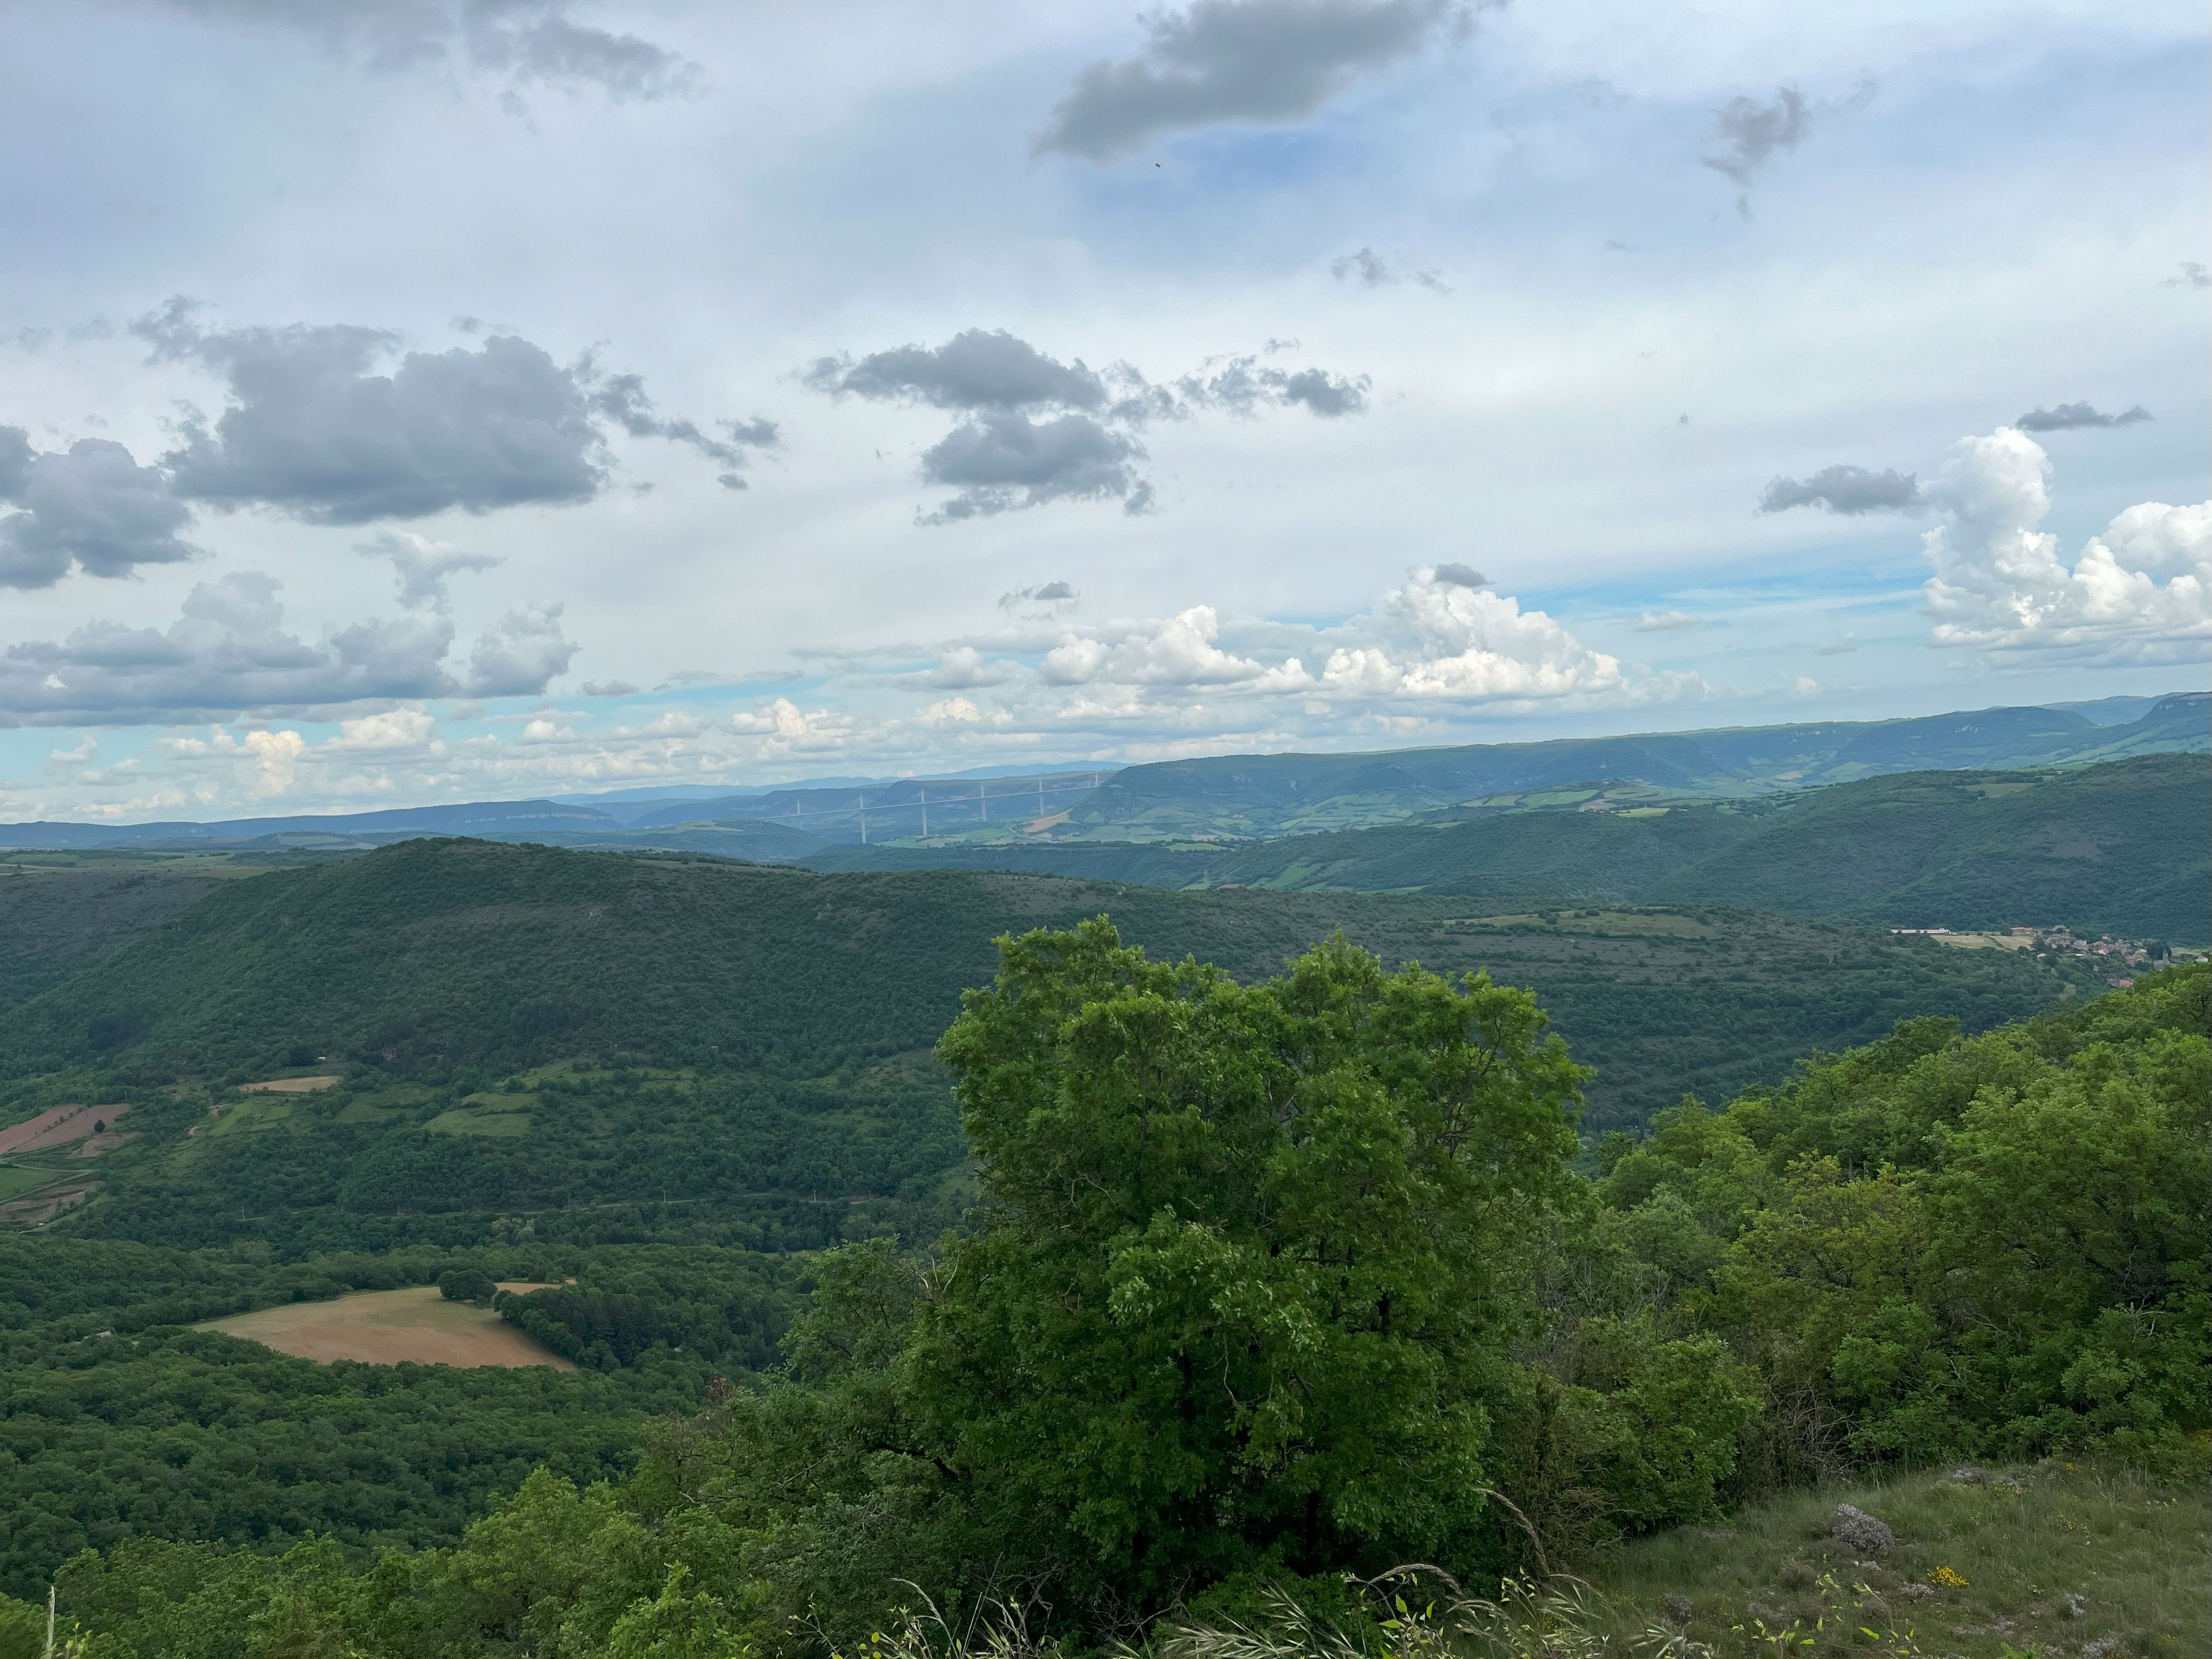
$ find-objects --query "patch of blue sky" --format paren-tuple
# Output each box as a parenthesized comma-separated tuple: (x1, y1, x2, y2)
(1525, 540, 1928, 624)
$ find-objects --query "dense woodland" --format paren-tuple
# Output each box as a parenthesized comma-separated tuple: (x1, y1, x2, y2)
(0, 930, 2200, 1656)
(0, 837, 2109, 1141)
(0, 815, 2201, 1656)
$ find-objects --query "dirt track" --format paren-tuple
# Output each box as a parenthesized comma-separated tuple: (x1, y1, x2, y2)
(201, 1286, 578, 1369)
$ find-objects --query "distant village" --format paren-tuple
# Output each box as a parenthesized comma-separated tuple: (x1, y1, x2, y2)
(1887, 923, 2198, 984)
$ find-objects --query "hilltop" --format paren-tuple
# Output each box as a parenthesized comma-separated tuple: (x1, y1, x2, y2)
(805, 754, 2211, 941)
(0, 693, 2200, 854)
(1038, 690, 2208, 841)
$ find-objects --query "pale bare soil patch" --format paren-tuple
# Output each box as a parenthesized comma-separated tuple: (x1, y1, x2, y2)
(240, 1075, 342, 1093)
(200, 1286, 577, 1369)
(0, 1101, 132, 1155)
(0, 1181, 97, 1226)
(1934, 931, 2035, 951)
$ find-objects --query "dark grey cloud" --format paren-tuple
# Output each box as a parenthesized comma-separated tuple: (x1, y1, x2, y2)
(1758, 465, 1922, 516)
(1034, 0, 1465, 163)
(579, 679, 639, 697)
(131, 301, 741, 522)
(1000, 580, 1079, 610)
(0, 431, 198, 589)
(2013, 402, 2152, 433)
(2164, 262, 2210, 289)
(1431, 562, 1487, 588)
(803, 330, 1108, 413)
(588, 373, 780, 490)
(1702, 86, 1810, 214)
(810, 329, 1152, 523)
(141, 307, 603, 522)
(1273, 366, 1370, 417)
(810, 327, 1369, 523)
(1178, 357, 1372, 417)
(0, 570, 572, 726)
(918, 414, 1150, 524)
(153, 0, 693, 101)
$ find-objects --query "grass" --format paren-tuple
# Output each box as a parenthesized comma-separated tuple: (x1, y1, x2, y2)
(208, 1096, 294, 1137)
(1587, 1459, 2209, 1656)
(423, 1108, 532, 1137)
(335, 1084, 435, 1122)
(459, 1090, 540, 1111)
(0, 1165, 55, 1200)
(196, 1286, 575, 1368)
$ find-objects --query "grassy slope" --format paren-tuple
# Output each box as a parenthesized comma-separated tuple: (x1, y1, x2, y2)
(1589, 1460, 2207, 1657)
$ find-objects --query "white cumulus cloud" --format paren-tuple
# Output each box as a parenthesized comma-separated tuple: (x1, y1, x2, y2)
(1920, 427, 2212, 665)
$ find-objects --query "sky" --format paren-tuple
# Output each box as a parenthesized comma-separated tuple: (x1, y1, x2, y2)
(0, 0, 2204, 820)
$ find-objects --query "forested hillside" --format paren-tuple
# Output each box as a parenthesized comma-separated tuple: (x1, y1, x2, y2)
(3, 956, 2199, 1657)
(1043, 692, 2209, 839)
(0, 1239, 799, 1598)
(806, 754, 2210, 939)
(0, 842, 2102, 1252)
(0, 854, 253, 1012)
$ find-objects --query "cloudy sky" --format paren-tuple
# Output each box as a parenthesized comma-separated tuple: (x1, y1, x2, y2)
(1, 0, 2204, 819)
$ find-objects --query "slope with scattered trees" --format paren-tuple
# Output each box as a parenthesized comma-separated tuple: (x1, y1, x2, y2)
(2, 952, 2198, 1657)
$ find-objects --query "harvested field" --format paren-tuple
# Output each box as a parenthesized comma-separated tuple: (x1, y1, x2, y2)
(240, 1074, 342, 1093)
(0, 1101, 131, 1155)
(200, 1286, 578, 1369)
(0, 1181, 97, 1227)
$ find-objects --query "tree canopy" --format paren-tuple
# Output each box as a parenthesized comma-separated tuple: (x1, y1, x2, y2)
(697, 922, 1589, 1630)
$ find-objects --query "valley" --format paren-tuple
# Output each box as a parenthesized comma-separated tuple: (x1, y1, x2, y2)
(0, 738, 2199, 1654)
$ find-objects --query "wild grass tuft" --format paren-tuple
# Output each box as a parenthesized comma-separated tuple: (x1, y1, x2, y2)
(1585, 1459, 2208, 1656)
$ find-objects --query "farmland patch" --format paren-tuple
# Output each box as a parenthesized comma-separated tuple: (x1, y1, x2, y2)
(199, 1286, 577, 1369)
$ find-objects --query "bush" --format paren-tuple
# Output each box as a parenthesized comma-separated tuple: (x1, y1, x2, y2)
(437, 1267, 497, 1304)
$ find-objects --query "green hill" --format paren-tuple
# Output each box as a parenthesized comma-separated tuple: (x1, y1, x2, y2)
(0, 852, 265, 1012)
(6, 965, 2198, 1651)
(803, 755, 2210, 940)
(0, 840, 2111, 1249)
(1034, 692, 2208, 840)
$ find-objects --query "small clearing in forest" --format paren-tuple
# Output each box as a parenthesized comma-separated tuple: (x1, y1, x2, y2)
(199, 1286, 577, 1369)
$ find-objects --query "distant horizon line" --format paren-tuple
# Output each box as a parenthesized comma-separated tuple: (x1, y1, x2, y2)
(3, 687, 2200, 834)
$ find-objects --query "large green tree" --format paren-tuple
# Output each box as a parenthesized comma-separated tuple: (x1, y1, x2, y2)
(873, 921, 1584, 1609)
